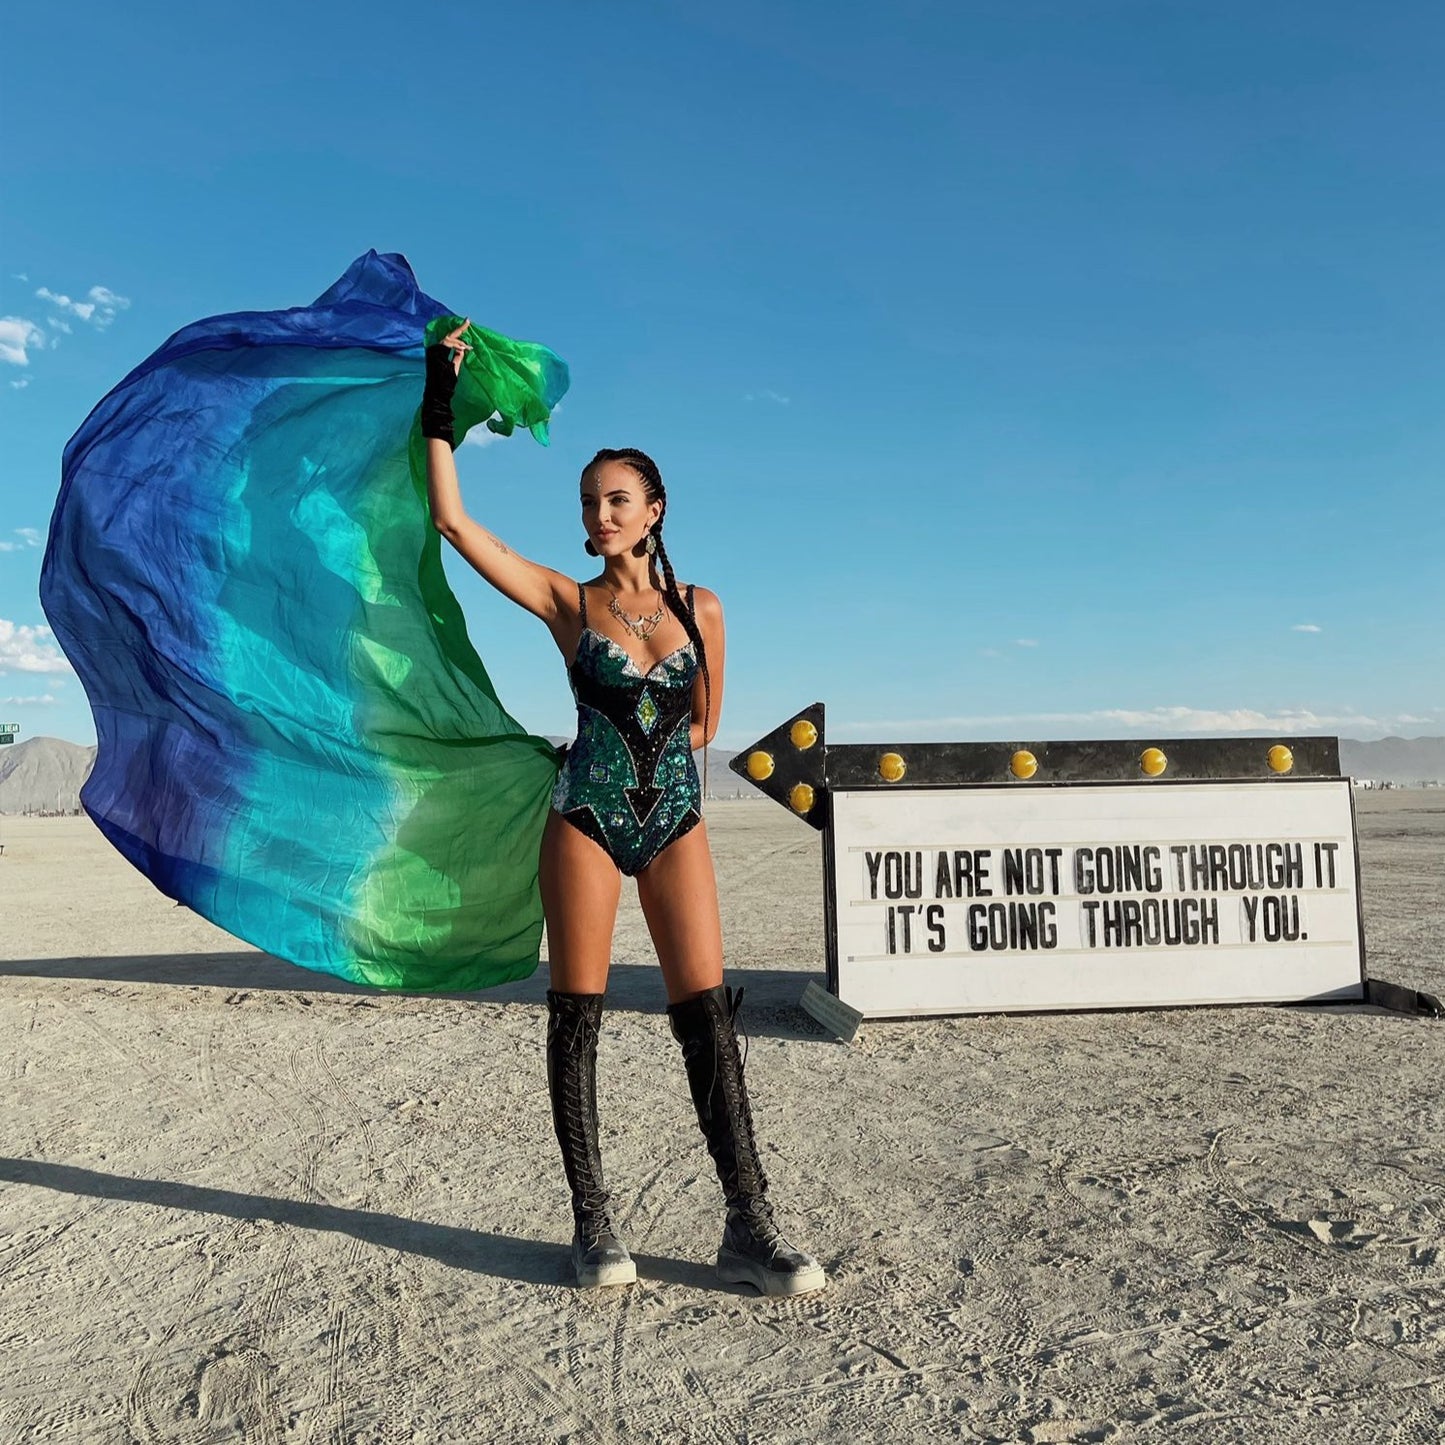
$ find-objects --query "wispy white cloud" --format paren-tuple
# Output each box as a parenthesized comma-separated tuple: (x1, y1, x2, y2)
(35, 283, 130, 330)
(36, 287, 95, 322)
(0, 528, 43, 553)
(1014, 638, 1039, 648)
(835, 704, 1445, 740)
(743, 389, 791, 405)
(12, 273, 29, 283)
(3, 283, 131, 381)
(0, 317, 45, 366)
(0, 620, 72, 675)
(10, 378, 29, 390)
(0, 693, 57, 706)
(86, 285, 131, 328)
(1292, 623, 1322, 633)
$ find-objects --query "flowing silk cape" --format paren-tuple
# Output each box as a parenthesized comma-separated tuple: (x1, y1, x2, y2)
(40, 252, 569, 989)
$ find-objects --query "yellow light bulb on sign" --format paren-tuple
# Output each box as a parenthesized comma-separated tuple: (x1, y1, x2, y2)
(1010, 750, 1038, 780)
(746, 750, 775, 781)
(1140, 747, 1168, 777)
(790, 718, 819, 751)
(1267, 745, 1294, 774)
(878, 752, 907, 783)
(789, 782, 815, 814)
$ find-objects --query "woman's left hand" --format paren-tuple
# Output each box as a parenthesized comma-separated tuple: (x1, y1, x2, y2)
(440, 318, 472, 375)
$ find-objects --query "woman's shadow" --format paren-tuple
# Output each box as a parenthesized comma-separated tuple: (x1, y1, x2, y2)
(0, 1156, 723, 1291)
(0, 953, 828, 1039)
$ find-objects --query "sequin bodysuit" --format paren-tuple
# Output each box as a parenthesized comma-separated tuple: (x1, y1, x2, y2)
(552, 583, 701, 875)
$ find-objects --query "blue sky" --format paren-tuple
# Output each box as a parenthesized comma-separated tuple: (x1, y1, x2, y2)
(4, 0, 1442, 749)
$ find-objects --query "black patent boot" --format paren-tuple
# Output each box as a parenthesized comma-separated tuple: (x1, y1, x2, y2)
(668, 985, 826, 1297)
(546, 990, 636, 1288)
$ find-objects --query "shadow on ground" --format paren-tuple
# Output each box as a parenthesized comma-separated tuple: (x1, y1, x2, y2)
(0, 1157, 724, 1291)
(0, 954, 831, 1039)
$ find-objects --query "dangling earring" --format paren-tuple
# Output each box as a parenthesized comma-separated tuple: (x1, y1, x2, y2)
(645, 532, 657, 557)
(584, 539, 598, 556)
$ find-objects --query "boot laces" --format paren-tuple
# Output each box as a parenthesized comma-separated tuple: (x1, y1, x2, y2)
(576, 1204, 618, 1250)
(732, 1200, 783, 1254)
(728, 986, 751, 1071)
(679, 986, 750, 1122)
(550, 1008, 601, 1055)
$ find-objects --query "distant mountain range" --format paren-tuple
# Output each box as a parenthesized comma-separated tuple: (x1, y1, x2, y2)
(1339, 736, 1445, 785)
(2, 734, 1443, 814)
(0, 735, 768, 814)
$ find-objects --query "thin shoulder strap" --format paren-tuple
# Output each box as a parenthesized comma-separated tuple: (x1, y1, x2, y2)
(577, 581, 588, 626)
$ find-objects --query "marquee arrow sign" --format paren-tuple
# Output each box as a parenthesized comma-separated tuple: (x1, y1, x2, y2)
(731, 706, 1367, 1020)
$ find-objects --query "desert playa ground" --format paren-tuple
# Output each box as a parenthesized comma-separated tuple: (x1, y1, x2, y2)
(1, 793, 1442, 1444)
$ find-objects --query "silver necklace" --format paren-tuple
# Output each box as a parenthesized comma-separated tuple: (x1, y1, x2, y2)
(604, 582, 666, 641)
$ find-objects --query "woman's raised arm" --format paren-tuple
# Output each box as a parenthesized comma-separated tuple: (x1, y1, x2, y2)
(423, 324, 572, 625)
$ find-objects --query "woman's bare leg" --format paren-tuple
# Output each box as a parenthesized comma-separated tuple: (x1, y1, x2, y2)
(540, 811, 623, 992)
(634, 820, 724, 1002)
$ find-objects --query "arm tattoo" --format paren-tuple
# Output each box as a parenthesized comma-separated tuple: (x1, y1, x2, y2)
(487, 533, 510, 556)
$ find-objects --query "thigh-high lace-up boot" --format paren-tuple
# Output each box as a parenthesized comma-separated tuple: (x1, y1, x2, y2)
(667, 984, 826, 1297)
(546, 990, 636, 1288)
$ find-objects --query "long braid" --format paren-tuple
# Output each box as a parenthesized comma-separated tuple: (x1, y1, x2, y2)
(583, 447, 712, 801)
(651, 526, 711, 803)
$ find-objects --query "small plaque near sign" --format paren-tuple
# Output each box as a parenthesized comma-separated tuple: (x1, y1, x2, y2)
(799, 980, 864, 1042)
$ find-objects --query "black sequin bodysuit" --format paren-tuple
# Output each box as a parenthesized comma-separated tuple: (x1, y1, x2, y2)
(552, 583, 702, 875)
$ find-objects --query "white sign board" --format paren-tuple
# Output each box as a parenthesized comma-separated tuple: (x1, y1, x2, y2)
(830, 780, 1363, 1017)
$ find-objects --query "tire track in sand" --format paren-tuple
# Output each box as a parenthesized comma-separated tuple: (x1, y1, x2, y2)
(116, 1021, 306, 1445)
(290, 1039, 416, 1444)
(124, 1224, 245, 1444)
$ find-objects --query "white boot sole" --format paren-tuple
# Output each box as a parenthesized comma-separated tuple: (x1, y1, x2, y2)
(718, 1250, 827, 1297)
(575, 1255, 637, 1288)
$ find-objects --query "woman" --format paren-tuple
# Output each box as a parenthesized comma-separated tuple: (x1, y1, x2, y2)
(423, 323, 825, 1296)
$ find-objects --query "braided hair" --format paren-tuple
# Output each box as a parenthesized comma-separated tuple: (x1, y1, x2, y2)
(582, 447, 712, 799)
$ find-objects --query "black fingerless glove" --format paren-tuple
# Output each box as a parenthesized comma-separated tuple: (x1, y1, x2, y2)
(421, 341, 460, 448)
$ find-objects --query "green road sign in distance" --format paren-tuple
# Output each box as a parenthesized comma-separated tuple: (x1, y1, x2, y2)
(0, 736, 13, 745)
(0, 723, 18, 734)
